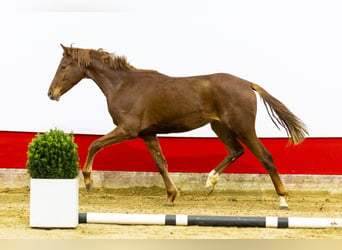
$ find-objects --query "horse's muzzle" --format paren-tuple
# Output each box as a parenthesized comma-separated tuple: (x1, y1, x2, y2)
(48, 90, 60, 101)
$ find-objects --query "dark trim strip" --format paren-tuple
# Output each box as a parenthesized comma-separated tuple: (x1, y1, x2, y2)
(188, 216, 266, 227)
(78, 213, 87, 224)
(165, 215, 176, 225)
(278, 217, 289, 228)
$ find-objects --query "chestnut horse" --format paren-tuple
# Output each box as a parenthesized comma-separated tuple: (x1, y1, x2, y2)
(48, 45, 308, 208)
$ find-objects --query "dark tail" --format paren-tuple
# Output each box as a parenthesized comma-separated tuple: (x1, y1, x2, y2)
(251, 83, 308, 145)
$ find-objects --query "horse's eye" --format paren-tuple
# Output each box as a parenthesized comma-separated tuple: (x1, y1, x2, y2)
(61, 66, 66, 70)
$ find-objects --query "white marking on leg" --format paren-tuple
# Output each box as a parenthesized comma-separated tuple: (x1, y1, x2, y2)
(205, 169, 220, 188)
(279, 196, 288, 209)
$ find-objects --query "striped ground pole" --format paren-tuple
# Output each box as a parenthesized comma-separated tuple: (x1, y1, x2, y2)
(78, 213, 342, 228)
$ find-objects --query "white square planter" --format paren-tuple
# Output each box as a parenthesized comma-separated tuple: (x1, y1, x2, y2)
(30, 178, 79, 228)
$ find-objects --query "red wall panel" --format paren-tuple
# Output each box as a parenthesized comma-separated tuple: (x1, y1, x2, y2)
(1, 131, 341, 175)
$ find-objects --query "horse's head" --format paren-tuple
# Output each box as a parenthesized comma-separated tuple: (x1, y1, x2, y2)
(48, 44, 86, 101)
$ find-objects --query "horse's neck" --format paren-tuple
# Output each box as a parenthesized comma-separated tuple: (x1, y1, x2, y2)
(85, 63, 123, 97)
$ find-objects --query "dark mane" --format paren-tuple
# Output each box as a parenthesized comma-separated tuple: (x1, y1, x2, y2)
(66, 47, 136, 71)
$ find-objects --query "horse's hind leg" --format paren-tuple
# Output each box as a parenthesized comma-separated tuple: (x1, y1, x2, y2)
(238, 133, 289, 209)
(206, 121, 245, 190)
(142, 135, 180, 206)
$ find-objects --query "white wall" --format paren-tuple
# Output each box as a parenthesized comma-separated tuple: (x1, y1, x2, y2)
(1, 0, 341, 137)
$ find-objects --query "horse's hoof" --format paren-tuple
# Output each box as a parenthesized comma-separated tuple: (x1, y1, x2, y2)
(163, 202, 175, 207)
(279, 204, 289, 210)
(163, 196, 176, 207)
(85, 180, 93, 191)
(205, 186, 215, 196)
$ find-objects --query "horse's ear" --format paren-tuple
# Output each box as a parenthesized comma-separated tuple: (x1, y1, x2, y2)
(60, 44, 70, 55)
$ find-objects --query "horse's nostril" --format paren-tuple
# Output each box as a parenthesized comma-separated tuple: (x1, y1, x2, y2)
(48, 90, 60, 101)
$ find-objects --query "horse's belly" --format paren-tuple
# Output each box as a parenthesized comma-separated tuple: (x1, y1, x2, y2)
(140, 113, 216, 135)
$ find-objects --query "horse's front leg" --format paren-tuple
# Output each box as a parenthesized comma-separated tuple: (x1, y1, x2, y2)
(142, 135, 180, 206)
(82, 127, 137, 190)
